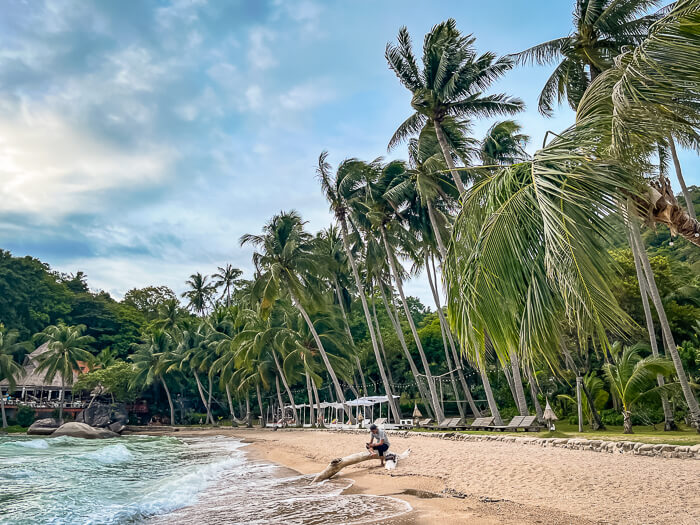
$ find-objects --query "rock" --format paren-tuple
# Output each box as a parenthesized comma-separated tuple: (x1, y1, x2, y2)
(27, 418, 61, 435)
(52, 422, 119, 439)
(108, 421, 126, 434)
(111, 404, 129, 425)
(76, 404, 112, 427)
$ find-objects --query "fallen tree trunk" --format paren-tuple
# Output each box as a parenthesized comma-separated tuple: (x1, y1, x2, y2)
(313, 449, 410, 482)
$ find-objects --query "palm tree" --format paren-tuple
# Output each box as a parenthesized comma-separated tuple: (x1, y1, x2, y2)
(181, 273, 215, 316)
(603, 344, 675, 433)
(317, 153, 401, 422)
(558, 373, 609, 428)
(241, 211, 355, 423)
(512, 0, 664, 115)
(131, 329, 176, 426)
(35, 324, 94, 424)
(0, 329, 24, 429)
(386, 20, 524, 194)
(480, 120, 530, 165)
(212, 264, 243, 306)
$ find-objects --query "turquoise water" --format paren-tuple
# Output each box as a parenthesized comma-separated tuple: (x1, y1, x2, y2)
(0, 434, 411, 524)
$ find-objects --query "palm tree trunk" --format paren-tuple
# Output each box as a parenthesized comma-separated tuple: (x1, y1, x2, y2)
(371, 294, 395, 388)
(338, 218, 400, 422)
(439, 318, 465, 419)
(668, 136, 696, 220)
(272, 351, 299, 425)
(426, 255, 482, 417)
(477, 354, 503, 426)
(1, 390, 7, 429)
(256, 382, 264, 427)
(509, 350, 529, 416)
(275, 375, 284, 422)
(381, 226, 444, 422)
(628, 225, 676, 430)
(161, 377, 175, 426)
(434, 120, 466, 195)
(333, 278, 367, 397)
(629, 212, 700, 431)
(305, 371, 315, 426)
(427, 200, 447, 257)
(59, 377, 65, 424)
(525, 364, 544, 423)
(311, 375, 324, 427)
(502, 363, 517, 406)
(207, 376, 215, 425)
(226, 384, 236, 426)
(562, 347, 605, 430)
(379, 284, 435, 419)
(623, 410, 633, 434)
(193, 371, 212, 424)
(291, 295, 355, 424)
(245, 393, 252, 427)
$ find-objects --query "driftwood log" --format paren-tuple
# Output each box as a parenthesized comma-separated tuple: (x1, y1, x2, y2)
(313, 449, 410, 482)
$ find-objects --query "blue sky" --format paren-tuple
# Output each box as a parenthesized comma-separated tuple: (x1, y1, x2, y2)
(0, 0, 696, 305)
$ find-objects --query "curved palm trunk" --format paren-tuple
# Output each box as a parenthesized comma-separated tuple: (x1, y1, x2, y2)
(59, 377, 65, 424)
(371, 295, 395, 390)
(628, 226, 676, 430)
(434, 120, 466, 195)
(380, 226, 444, 422)
(332, 279, 369, 397)
(226, 384, 236, 426)
(310, 374, 324, 427)
(629, 217, 700, 431)
(562, 347, 605, 430)
(193, 371, 213, 424)
(525, 364, 544, 422)
(509, 350, 529, 416)
(161, 377, 175, 426)
(338, 218, 400, 421)
(426, 255, 482, 417)
(291, 296, 354, 424)
(477, 358, 502, 425)
(256, 382, 264, 427)
(668, 136, 696, 220)
(305, 371, 315, 426)
(1, 390, 7, 428)
(379, 284, 434, 419)
(427, 201, 447, 257)
(274, 375, 284, 421)
(207, 376, 215, 425)
(272, 351, 299, 425)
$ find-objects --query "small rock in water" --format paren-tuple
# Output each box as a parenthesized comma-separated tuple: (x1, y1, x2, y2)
(52, 422, 120, 439)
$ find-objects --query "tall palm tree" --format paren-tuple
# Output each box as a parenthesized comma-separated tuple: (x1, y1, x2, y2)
(212, 264, 244, 306)
(131, 329, 176, 426)
(512, 0, 664, 115)
(0, 329, 24, 428)
(386, 20, 524, 194)
(35, 324, 94, 424)
(317, 154, 401, 422)
(603, 344, 675, 433)
(241, 211, 355, 423)
(181, 273, 215, 316)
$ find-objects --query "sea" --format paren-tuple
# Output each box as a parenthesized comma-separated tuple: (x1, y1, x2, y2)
(0, 434, 411, 524)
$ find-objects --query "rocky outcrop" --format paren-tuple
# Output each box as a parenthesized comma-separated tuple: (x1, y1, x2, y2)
(52, 422, 120, 439)
(27, 418, 61, 436)
(75, 403, 129, 433)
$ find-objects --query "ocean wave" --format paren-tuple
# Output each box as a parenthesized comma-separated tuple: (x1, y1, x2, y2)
(0, 438, 49, 449)
(84, 444, 133, 464)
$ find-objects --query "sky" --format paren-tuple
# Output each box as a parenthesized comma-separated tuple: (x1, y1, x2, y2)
(0, 0, 696, 306)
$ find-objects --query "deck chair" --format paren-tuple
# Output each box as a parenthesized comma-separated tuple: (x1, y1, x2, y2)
(373, 418, 387, 427)
(491, 415, 525, 432)
(469, 417, 495, 430)
(516, 415, 542, 432)
(447, 417, 466, 429)
(417, 418, 434, 427)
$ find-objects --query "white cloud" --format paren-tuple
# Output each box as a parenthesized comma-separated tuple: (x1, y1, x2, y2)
(0, 108, 176, 218)
(245, 85, 263, 110)
(279, 81, 334, 111)
(247, 27, 277, 70)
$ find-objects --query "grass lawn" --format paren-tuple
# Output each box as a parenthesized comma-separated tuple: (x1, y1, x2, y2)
(412, 421, 700, 446)
(0, 425, 29, 433)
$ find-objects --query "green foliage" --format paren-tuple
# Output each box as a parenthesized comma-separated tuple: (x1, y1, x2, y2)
(15, 406, 35, 427)
(122, 286, 178, 321)
(73, 361, 139, 402)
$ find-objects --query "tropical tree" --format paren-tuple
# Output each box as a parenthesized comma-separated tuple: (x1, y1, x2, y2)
(386, 19, 524, 194)
(241, 211, 355, 423)
(130, 329, 176, 426)
(512, 0, 664, 115)
(0, 328, 24, 428)
(181, 273, 215, 316)
(35, 323, 94, 424)
(558, 373, 609, 428)
(479, 120, 530, 165)
(603, 344, 675, 433)
(212, 264, 243, 306)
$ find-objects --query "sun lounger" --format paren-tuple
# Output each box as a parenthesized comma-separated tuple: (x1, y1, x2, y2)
(416, 418, 434, 427)
(469, 416, 495, 430)
(373, 418, 387, 427)
(517, 415, 543, 432)
(436, 417, 464, 430)
(491, 415, 525, 432)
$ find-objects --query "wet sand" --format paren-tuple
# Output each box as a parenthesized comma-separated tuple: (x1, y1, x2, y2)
(157, 427, 699, 524)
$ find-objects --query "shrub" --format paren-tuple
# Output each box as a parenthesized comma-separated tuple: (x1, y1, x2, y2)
(16, 406, 36, 427)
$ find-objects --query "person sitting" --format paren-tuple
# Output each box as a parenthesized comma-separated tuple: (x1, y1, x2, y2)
(366, 423, 390, 466)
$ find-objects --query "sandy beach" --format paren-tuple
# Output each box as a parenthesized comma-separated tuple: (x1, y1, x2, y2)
(167, 427, 700, 525)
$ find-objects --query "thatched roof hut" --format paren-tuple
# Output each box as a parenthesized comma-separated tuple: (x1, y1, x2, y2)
(0, 343, 79, 391)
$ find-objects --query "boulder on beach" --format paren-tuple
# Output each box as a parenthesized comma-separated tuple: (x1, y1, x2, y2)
(51, 422, 120, 439)
(27, 418, 61, 436)
(108, 421, 126, 434)
(76, 404, 112, 428)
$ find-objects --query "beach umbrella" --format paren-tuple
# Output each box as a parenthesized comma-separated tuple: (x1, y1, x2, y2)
(543, 400, 558, 430)
(412, 404, 422, 424)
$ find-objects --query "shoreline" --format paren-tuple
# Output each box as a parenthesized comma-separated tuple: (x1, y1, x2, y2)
(149, 427, 700, 525)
